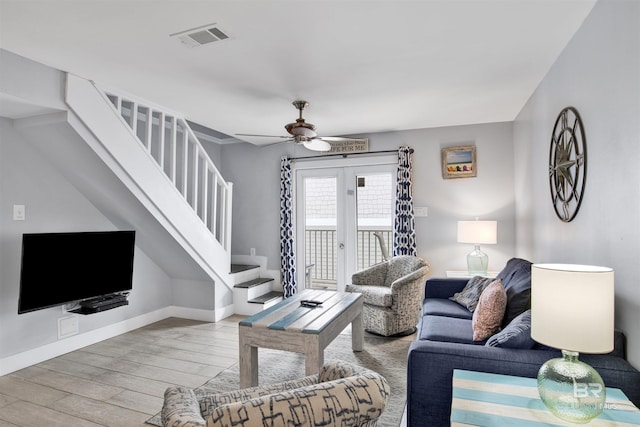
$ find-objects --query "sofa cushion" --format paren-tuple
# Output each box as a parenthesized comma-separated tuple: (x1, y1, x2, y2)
(496, 258, 533, 327)
(449, 276, 494, 312)
(419, 315, 482, 344)
(472, 279, 507, 341)
(423, 299, 473, 320)
(345, 283, 392, 307)
(486, 309, 535, 349)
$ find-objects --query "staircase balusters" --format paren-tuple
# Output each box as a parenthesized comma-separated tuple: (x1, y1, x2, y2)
(100, 88, 231, 252)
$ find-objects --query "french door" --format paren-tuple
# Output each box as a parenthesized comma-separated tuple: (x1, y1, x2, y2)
(294, 158, 395, 292)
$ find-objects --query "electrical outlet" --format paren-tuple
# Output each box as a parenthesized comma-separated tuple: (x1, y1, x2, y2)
(58, 315, 79, 339)
(250, 248, 256, 257)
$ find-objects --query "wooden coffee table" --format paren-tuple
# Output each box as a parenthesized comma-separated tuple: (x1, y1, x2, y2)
(238, 289, 363, 388)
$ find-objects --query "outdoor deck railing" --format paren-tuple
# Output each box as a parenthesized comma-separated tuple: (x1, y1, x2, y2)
(305, 228, 391, 286)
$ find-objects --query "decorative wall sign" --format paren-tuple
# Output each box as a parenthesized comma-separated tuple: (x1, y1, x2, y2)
(327, 138, 369, 154)
(442, 146, 476, 179)
(548, 106, 587, 222)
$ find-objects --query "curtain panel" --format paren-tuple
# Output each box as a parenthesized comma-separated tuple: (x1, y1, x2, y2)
(393, 146, 417, 256)
(280, 157, 297, 297)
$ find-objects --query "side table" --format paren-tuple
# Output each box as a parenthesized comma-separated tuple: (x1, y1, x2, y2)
(451, 369, 640, 426)
(446, 271, 498, 279)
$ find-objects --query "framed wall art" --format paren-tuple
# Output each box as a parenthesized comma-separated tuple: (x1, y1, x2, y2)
(442, 145, 477, 179)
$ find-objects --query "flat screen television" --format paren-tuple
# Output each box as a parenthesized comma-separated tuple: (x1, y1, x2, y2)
(18, 230, 136, 314)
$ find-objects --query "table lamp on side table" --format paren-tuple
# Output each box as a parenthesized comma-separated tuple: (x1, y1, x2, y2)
(457, 220, 497, 276)
(531, 264, 614, 424)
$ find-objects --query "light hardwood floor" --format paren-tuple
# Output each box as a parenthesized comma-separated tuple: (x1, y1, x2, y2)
(0, 315, 411, 427)
(0, 316, 244, 426)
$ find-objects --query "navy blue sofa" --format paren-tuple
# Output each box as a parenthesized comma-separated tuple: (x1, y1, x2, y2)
(407, 258, 640, 426)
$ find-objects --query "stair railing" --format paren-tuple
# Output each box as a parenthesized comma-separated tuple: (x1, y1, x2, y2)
(96, 84, 232, 252)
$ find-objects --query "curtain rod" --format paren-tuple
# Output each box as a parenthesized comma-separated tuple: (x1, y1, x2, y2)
(289, 148, 412, 162)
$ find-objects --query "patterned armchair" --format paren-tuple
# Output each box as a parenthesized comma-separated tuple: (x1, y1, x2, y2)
(346, 255, 430, 336)
(161, 361, 390, 427)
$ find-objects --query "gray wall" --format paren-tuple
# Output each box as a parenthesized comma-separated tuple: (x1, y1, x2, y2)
(513, 0, 640, 366)
(221, 121, 516, 278)
(0, 118, 175, 358)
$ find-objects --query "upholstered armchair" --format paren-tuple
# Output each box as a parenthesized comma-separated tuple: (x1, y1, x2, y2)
(346, 255, 430, 336)
(161, 361, 390, 427)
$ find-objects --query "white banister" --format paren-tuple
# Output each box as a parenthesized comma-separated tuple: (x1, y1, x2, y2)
(95, 83, 232, 253)
(144, 106, 152, 151)
(212, 173, 219, 239)
(131, 101, 138, 136)
(170, 116, 177, 184)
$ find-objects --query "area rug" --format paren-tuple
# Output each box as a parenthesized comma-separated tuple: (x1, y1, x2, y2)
(146, 333, 410, 426)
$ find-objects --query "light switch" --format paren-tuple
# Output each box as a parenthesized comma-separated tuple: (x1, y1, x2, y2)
(414, 207, 428, 217)
(13, 205, 25, 221)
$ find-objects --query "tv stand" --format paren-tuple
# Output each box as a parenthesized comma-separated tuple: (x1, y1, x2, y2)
(70, 293, 129, 315)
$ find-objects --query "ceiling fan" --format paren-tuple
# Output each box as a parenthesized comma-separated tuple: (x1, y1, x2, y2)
(236, 100, 367, 152)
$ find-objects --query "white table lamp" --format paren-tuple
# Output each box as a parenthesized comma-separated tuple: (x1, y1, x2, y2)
(531, 264, 614, 423)
(457, 220, 497, 275)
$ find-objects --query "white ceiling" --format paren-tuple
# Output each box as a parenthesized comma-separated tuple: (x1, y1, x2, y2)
(0, 0, 596, 145)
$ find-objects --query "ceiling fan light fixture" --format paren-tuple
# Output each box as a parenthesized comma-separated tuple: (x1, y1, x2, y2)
(285, 121, 316, 137)
(303, 139, 331, 152)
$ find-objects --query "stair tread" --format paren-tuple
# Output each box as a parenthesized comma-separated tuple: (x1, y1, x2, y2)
(230, 264, 260, 274)
(234, 277, 274, 288)
(248, 291, 284, 304)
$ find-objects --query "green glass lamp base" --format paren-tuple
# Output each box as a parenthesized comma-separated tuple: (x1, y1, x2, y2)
(467, 244, 488, 276)
(537, 350, 606, 423)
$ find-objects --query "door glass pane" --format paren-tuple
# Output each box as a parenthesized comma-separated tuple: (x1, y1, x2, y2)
(356, 173, 393, 270)
(304, 177, 337, 290)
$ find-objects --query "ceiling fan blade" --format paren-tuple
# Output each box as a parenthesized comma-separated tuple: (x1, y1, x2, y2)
(235, 133, 290, 139)
(315, 136, 368, 143)
(303, 139, 331, 152)
(261, 139, 293, 148)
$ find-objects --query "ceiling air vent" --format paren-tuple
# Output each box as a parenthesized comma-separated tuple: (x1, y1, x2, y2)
(170, 23, 230, 48)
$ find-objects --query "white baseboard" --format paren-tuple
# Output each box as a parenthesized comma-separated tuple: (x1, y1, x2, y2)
(214, 303, 236, 322)
(167, 306, 216, 322)
(0, 305, 221, 376)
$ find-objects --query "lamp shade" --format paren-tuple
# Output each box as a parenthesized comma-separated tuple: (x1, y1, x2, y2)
(457, 220, 497, 244)
(531, 264, 614, 353)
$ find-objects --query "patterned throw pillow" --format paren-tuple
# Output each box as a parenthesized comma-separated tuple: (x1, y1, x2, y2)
(472, 279, 507, 341)
(486, 309, 535, 349)
(449, 276, 495, 312)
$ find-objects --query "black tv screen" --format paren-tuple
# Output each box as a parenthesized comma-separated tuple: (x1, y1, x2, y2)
(18, 230, 135, 314)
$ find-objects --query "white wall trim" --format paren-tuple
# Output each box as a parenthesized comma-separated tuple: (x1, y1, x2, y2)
(0, 306, 220, 376)
(214, 303, 235, 322)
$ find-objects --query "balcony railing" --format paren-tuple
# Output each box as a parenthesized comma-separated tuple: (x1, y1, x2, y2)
(305, 228, 391, 287)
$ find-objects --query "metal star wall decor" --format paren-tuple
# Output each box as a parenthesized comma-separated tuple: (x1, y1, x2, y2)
(548, 106, 587, 222)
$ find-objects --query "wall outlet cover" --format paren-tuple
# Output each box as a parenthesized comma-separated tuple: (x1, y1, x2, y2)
(414, 207, 428, 217)
(58, 315, 79, 339)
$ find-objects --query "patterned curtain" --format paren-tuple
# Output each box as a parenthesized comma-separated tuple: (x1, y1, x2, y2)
(280, 157, 297, 298)
(393, 146, 417, 256)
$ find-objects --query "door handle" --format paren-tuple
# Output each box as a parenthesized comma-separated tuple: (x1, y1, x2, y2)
(339, 243, 345, 250)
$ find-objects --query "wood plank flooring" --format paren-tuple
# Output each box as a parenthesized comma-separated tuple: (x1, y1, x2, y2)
(0, 316, 243, 427)
(0, 315, 411, 427)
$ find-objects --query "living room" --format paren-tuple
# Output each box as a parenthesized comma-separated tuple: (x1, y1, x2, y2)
(1, 0, 639, 426)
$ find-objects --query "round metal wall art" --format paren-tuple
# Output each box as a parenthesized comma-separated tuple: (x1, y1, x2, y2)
(548, 106, 587, 222)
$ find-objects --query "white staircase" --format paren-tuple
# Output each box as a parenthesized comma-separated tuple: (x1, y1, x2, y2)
(101, 85, 232, 250)
(62, 74, 233, 291)
(230, 257, 284, 315)
(64, 75, 288, 316)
